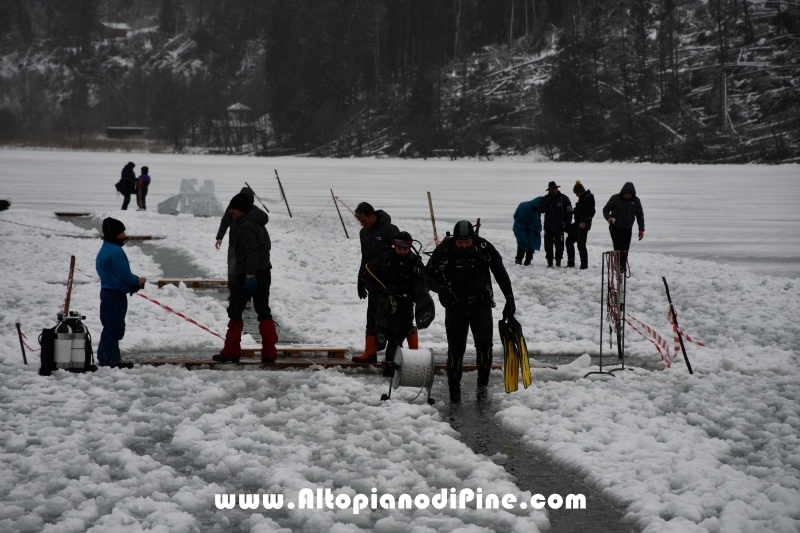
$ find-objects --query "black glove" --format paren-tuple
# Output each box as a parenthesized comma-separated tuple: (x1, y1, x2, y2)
(358, 277, 367, 299)
(129, 283, 143, 296)
(502, 296, 516, 319)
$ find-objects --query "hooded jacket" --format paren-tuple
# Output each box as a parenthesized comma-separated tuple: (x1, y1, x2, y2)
(513, 197, 543, 251)
(359, 210, 399, 271)
(120, 163, 137, 192)
(216, 186, 257, 242)
(603, 182, 645, 232)
(232, 205, 271, 275)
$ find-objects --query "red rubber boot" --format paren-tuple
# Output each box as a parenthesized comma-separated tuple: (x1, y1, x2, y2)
(259, 319, 279, 363)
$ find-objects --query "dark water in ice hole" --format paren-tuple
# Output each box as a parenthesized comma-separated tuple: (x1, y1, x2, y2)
(63, 215, 638, 532)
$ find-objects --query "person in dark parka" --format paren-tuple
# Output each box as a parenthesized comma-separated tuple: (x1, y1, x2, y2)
(362, 231, 429, 376)
(538, 181, 573, 267)
(95, 217, 146, 367)
(213, 193, 277, 363)
(565, 180, 596, 269)
(602, 182, 645, 271)
(425, 221, 515, 403)
(352, 202, 400, 363)
(513, 197, 543, 265)
(215, 186, 256, 294)
(119, 162, 137, 210)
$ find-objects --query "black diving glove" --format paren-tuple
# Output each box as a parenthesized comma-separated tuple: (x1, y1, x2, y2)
(502, 295, 516, 319)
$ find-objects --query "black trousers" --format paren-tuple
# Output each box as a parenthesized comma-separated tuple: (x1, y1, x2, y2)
(609, 227, 632, 252)
(445, 306, 493, 390)
(566, 224, 590, 267)
(137, 184, 149, 209)
(515, 248, 534, 264)
(384, 299, 414, 363)
(228, 270, 272, 321)
(121, 192, 133, 210)
(544, 230, 564, 263)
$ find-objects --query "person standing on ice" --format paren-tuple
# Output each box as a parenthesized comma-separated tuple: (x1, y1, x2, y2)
(512, 196, 543, 266)
(352, 202, 400, 363)
(565, 180, 595, 269)
(538, 181, 572, 267)
(119, 162, 137, 210)
(602, 182, 645, 272)
(136, 166, 151, 210)
(362, 231, 432, 376)
(424, 221, 515, 403)
(213, 193, 277, 363)
(95, 217, 146, 368)
(215, 186, 256, 296)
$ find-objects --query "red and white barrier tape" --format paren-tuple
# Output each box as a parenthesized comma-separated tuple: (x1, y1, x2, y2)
(135, 293, 223, 339)
(74, 268, 223, 339)
(625, 311, 707, 367)
(334, 196, 356, 217)
(625, 317, 672, 368)
(18, 330, 41, 352)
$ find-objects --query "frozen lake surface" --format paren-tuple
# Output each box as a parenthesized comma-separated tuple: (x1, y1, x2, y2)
(1, 149, 799, 533)
(1, 149, 799, 277)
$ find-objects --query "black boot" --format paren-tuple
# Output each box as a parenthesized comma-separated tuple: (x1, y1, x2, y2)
(555, 259, 562, 267)
(514, 248, 524, 265)
(523, 250, 533, 266)
(547, 259, 553, 268)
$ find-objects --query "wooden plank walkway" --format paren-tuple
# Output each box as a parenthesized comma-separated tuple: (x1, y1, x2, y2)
(157, 278, 229, 289)
(240, 344, 349, 358)
(139, 358, 501, 371)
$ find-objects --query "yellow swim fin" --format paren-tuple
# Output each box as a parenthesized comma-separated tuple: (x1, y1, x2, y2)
(500, 319, 519, 393)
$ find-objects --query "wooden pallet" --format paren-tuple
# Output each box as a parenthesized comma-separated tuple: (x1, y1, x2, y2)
(240, 344, 349, 359)
(157, 278, 229, 289)
(55, 212, 92, 217)
(139, 358, 500, 372)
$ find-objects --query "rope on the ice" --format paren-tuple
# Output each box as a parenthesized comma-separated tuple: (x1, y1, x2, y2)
(394, 348, 434, 402)
(283, 198, 332, 234)
(74, 268, 224, 339)
(0, 218, 97, 236)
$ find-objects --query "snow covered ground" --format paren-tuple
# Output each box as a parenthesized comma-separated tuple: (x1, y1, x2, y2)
(1, 150, 799, 532)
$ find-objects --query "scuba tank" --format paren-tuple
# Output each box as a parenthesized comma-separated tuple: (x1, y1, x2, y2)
(66, 311, 86, 370)
(53, 313, 72, 369)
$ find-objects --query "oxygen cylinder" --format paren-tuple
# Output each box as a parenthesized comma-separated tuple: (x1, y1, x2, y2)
(69, 314, 86, 369)
(54, 321, 72, 369)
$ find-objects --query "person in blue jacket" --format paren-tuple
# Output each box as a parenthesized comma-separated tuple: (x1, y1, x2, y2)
(95, 217, 146, 367)
(513, 196, 543, 265)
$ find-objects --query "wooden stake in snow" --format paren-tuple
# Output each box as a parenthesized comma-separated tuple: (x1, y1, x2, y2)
(662, 277, 694, 375)
(331, 189, 349, 239)
(274, 169, 292, 218)
(427, 191, 440, 246)
(15, 320, 28, 365)
(63, 255, 76, 316)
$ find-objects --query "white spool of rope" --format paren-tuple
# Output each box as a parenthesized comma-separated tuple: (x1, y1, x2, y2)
(392, 347, 435, 390)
